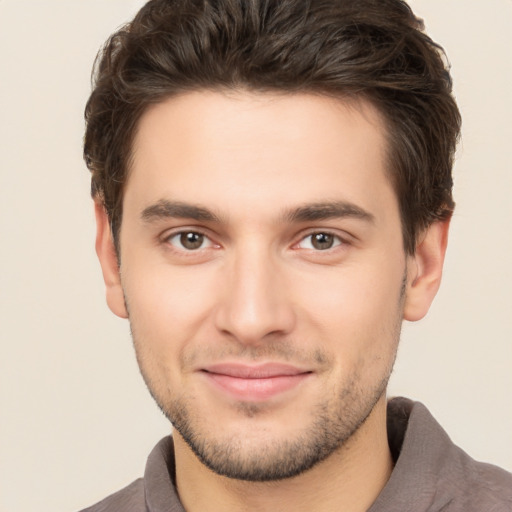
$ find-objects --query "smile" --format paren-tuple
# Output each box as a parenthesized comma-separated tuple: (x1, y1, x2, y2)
(200, 363, 313, 402)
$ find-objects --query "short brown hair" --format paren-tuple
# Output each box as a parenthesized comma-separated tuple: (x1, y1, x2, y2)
(84, 0, 461, 254)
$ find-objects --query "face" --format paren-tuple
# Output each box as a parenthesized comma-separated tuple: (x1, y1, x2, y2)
(97, 91, 443, 481)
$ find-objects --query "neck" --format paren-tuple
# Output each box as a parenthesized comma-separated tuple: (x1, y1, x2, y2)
(174, 397, 393, 512)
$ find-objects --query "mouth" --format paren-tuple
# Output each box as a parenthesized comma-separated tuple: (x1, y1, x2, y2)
(200, 363, 313, 402)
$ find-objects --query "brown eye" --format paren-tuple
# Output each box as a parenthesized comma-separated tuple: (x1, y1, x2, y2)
(311, 233, 335, 250)
(180, 232, 204, 250)
(297, 232, 342, 251)
(167, 231, 211, 251)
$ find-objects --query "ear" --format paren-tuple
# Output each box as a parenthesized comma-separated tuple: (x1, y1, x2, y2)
(403, 219, 450, 322)
(94, 201, 128, 319)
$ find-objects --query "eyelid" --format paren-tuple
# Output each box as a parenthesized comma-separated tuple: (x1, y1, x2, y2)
(293, 229, 351, 250)
(170, 233, 212, 250)
(158, 225, 354, 252)
(160, 226, 220, 250)
(299, 233, 341, 250)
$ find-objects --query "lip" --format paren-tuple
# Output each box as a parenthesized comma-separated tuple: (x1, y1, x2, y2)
(200, 363, 312, 402)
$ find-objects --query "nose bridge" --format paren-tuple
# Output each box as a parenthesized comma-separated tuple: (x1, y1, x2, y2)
(214, 238, 295, 343)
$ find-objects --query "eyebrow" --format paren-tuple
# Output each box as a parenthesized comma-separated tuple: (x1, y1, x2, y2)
(283, 201, 375, 224)
(140, 199, 374, 225)
(141, 200, 221, 223)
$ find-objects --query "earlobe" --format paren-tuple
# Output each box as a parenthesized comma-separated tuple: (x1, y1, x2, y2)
(94, 201, 129, 319)
(403, 219, 450, 322)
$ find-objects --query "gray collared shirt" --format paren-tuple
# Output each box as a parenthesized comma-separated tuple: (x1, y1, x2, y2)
(80, 398, 512, 511)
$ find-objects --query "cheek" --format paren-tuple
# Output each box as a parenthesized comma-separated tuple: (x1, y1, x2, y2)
(295, 261, 404, 351)
(122, 261, 219, 350)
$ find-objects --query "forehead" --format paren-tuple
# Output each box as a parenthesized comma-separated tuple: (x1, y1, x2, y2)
(126, 90, 397, 225)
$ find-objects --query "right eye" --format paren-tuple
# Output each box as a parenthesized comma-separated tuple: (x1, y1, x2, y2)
(166, 231, 214, 251)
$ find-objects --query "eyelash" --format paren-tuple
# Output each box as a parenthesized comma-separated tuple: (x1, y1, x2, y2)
(164, 230, 218, 252)
(294, 231, 345, 251)
(162, 229, 348, 253)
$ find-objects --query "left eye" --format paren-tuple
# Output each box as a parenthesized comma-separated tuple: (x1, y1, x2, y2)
(297, 232, 342, 251)
(167, 231, 213, 250)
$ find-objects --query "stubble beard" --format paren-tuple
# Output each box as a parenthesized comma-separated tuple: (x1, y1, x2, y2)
(127, 273, 405, 482)
(132, 335, 399, 483)
(167, 369, 392, 482)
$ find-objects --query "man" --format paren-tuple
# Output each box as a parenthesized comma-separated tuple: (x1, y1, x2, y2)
(82, 0, 512, 510)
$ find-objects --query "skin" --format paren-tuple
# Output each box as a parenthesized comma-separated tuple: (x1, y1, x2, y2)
(96, 91, 449, 512)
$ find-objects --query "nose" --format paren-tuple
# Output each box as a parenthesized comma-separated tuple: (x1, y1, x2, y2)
(214, 245, 296, 344)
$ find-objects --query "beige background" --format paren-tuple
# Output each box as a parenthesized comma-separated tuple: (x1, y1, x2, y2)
(0, 1, 511, 511)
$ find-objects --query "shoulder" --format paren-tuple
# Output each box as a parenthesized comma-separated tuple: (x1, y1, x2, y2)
(78, 436, 181, 512)
(415, 403, 512, 510)
(378, 399, 512, 512)
(445, 455, 512, 511)
(78, 478, 146, 512)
